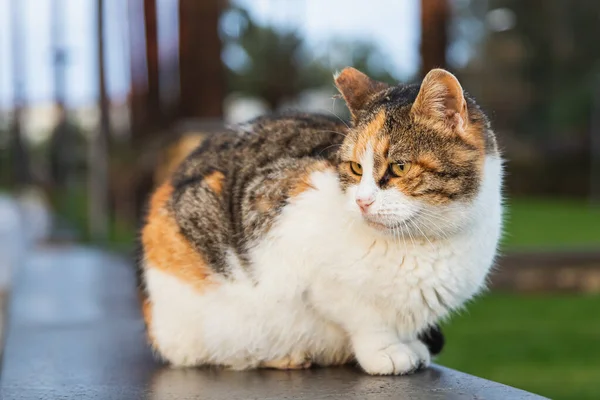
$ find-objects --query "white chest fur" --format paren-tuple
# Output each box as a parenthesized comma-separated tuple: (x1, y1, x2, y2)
(252, 156, 502, 335)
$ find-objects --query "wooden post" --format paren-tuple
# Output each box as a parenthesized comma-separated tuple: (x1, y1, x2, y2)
(178, 0, 225, 119)
(143, 0, 163, 131)
(127, 0, 162, 146)
(88, 0, 110, 241)
(420, 0, 449, 77)
(127, 0, 145, 143)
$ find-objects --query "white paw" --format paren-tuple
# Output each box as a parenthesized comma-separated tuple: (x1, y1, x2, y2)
(408, 340, 431, 368)
(356, 342, 424, 376)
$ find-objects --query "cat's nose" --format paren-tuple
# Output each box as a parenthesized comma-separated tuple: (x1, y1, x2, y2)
(356, 197, 375, 213)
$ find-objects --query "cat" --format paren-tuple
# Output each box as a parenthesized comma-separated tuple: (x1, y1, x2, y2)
(137, 67, 503, 375)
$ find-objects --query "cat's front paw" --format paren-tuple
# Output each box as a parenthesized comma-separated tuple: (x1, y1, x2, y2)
(356, 342, 426, 376)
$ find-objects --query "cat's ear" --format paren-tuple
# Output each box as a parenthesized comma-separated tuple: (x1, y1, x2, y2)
(411, 69, 468, 133)
(335, 67, 389, 120)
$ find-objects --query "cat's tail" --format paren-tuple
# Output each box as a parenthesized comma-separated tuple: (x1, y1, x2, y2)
(418, 324, 445, 356)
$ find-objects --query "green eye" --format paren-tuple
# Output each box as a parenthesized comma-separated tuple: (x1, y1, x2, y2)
(390, 162, 411, 177)
(350, 162, 363, 176)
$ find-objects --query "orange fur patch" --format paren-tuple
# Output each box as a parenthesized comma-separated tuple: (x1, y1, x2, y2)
(204, 171, 225, 194)
(372, 134, 390, 177)
(461, 121, 487, 155)
(154, 134, 206, 185)
(142, 183, 215, 292)
(353, 110, 386, 160)
(417, 153, 443, 172)
(260, 354, 312, 370)
(289, 160, 333, 198)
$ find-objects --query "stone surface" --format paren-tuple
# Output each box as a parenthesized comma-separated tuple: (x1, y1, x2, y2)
(0, 246, 547, 399)
(0, 192, 51, 348)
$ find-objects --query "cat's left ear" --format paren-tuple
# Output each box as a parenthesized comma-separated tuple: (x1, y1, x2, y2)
(335, 67, 390, 121)
(411, 69, 468, 133)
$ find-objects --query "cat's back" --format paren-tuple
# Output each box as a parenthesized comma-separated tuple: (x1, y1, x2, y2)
(137, 111, 350, 365)
(173, 112, 347, 183)
(139, 111, 349, 285)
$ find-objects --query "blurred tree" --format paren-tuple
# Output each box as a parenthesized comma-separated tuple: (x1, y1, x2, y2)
(48, 107, 86, 189)
(222, 7, 305, 110)
(460, 0, 600, 136)
(222, 6, 400, 110)
(143, 0, 163, 131)
(128, 0, 163, 146)
(455, 0, 600, 196)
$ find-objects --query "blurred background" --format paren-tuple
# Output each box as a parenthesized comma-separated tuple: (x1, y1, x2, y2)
(0, 0, 599, 399)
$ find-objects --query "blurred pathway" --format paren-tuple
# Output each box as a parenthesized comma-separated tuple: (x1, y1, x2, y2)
(0, 191, 51, 342)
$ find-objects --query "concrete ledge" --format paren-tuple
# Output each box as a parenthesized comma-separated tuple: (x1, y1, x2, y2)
(0, 246, 547, 399)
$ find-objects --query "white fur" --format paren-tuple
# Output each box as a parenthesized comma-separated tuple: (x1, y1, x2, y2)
(355, 143, 378, 205)
(145, 153, 503, 375)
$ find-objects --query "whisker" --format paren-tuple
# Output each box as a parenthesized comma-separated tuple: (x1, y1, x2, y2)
(403, 220, 416, 249)
(416, 212, 451, 239)
(376, 209, 455, 226)
(418, 218, 448, 239)
(396, 220, 406, 248)
(409, 217, 434, 248)
(317, 143, 343, 157)
(326, 99, 351, 129)
(314, 129, 349, 139)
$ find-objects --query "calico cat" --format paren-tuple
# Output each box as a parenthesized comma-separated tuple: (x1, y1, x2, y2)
(138, 67, 502, 375)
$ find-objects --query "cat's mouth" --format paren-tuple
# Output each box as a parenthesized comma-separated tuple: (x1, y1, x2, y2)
(362, 214, 418, 233)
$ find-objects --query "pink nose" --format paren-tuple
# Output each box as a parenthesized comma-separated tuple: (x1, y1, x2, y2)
(356, 197, 375, 213)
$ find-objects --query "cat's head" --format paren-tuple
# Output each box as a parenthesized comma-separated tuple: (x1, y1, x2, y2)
(335, 67, 498, 238)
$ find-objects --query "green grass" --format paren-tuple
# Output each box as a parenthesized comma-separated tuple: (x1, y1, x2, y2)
(502, 198, 600, 251)
(438, 293, 600, 400)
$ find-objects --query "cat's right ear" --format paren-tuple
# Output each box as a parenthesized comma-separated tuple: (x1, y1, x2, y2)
(411, 69, 468, 134)
(334, 67, 389, 121)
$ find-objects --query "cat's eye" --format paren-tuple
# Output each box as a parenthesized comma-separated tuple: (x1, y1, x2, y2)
(389, 162, 411, 177)
(350, 162, 363, 176)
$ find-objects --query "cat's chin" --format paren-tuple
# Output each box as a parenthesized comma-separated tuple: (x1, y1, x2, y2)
(362, 216, 403, 232)
(362, 214, 420, 236)
(363, 218, 390, 231)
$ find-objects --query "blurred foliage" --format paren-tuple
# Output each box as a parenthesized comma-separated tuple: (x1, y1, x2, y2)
(458, 0, 600, 135)
(220, 6, 398, 109)
(451, 0, 600, 197)
(439, 293, 600, 400)
(510, 0, 600, 134)
(47, 116, 87, 189)
(53, 185, 135, 252)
